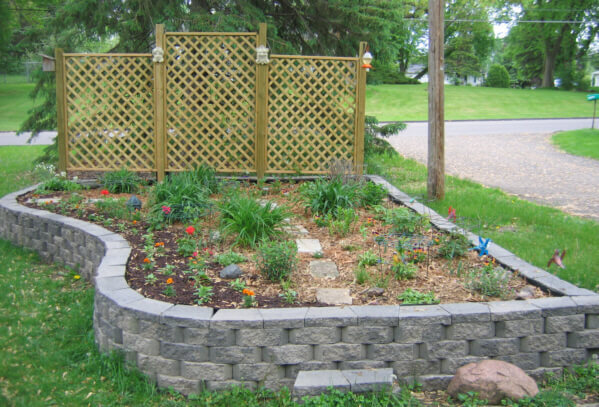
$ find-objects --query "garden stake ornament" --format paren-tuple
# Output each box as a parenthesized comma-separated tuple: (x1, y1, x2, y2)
(447, 206, 456, 221)
(470, 236, 491, 257)
(547, 249, 566, 269)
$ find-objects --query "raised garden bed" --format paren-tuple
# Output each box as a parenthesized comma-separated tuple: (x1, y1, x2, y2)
(18, 169, 548, 308)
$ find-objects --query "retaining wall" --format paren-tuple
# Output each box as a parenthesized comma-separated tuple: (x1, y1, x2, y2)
(1, 180, 598, 395)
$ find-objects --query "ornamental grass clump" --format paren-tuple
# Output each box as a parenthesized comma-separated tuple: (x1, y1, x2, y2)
(100, 168, 144, 193)
(465, 263, 513, 299)
(255, 240, 298, 282)
(219, 193, 290, 247)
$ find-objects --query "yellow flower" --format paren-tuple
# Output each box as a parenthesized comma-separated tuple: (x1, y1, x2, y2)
(74, 275, 81, 280)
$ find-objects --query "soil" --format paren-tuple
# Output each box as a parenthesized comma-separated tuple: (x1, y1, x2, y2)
(19, 180, 550, 309)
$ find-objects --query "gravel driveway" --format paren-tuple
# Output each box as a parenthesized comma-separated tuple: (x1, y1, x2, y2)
(386, 127, 599, 221)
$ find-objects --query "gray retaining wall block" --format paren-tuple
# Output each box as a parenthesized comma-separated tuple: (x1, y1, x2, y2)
(545, 314, 586, 333)
(441, 303, 490, 323)
(206, 380, 258, 392)
(496, 353, 541, 371)
(123, 332, 160, 356)
(263, 345, 313, 364)
(495, 318, 544, 337)
(314, 344, 365, 362)
(233, 364, 285, 382)
(446, 322, 495, 340)
(470, 338, 520, 356)
(236, 329, 288, 347)
(289, 327, 341, 345)
(587, 315, 599, 329)
(567, 330, 599, 348)
(421, 340, 469, 359)
(342, 326, 394, 344)
(259, 308, 308, 329)
(210, 346, 262, 364)
(293, 370, 350, 397)
(349, 305, 400, 326)
(341, 368, 394, 393)
(305, 307, 358, 327)
(181, 361, 232, 381)
(210, 308, 263, 329)
(528, 297, 579, 316)
(391, 359, 441, 376)
(441, 356, 486, 374)
(541, 349, 588, 367)
(367, 343, 417, 361)
(161, 342, 209, 362)
(395, 323, 445, 343)
(138, 354, 181, 377)
(184, 328, 236, 346)
(157, 374, 200, 395)
(521, 333, 566, 352)
(338, 360, 389, 370)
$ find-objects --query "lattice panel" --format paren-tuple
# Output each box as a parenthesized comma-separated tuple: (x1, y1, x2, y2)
(64, 55, 155, 171)
(267, 57, 357, 173)
(165, 34, 257, 172)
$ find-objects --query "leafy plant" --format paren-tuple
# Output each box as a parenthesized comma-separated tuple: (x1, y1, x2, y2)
(177, 235, 198, 257)
(194, 285, 214, 305)
(359, 181, 387, 207)
(438, 232, 471, 259)
(279, 280, 298, 304)
(398, 288, 439, 304)
(457, 391, 488, 407)
(358, 250, 379, 267)
(229, 278, 246, 292)
(163, 285, 176, 297)
(215, 251, 248, 266)
(94, 197, 138, 221)
(371, 272, 391, 289)
(465, 264, 513, 299)
(255, 240, 298, 282)
(327, 207, 358, 237)
(219, 194, 290, 247)
(242, 288, 256, 308)
(100, 168, 143, 193)
(383, 207, 427, 234)
(35, 172, 82, 193)
(298, 176, 359, 216)
(354, 266, 370, 285)
(392, 260, 417, 280)
(159, 264, 176, 276)
(144, 273, 158, 285)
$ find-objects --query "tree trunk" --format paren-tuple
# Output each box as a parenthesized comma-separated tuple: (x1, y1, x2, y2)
(541, 49, 557, 88)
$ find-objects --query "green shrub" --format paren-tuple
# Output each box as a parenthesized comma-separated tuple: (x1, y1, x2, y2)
(392, 261, 417, 280)
(438, 233, 470, 259)
(354, 266, 370, 285)
(255, 240, 298, 281)
(359, 181, 387, 207)
(149, 171, 212, 225)
(327, 207, 358, 237)
(486, 64, 510, 88)
(100, 168, 143, 193)
(398, 288, 439, 305)
(364, 115, 406, 155)
(94, 197, 139, 221)
(215, 251, 247, 266)
(35, 173, 82, 193)
(465, 264, 513, 299)
(220, 194, 290, 247)
(358, 250, 379, 267)
(383, 207, 427, 234)
(299, 177, 359, 216)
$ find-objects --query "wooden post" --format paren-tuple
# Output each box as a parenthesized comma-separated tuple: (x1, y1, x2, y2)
(55, 48, 68, 173)
(255, 23, 268, 179)
(354, 42, 367, 175)
(427, 0, 445, 200)
(154, 24, 167, 182)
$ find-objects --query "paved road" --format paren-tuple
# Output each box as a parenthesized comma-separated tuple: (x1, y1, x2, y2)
(386, 118, 599, 221)
(0, 131, 57, 145)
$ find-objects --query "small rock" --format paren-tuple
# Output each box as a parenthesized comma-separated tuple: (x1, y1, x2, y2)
(219, 264, 242, 279)
(447, 360, 539, 404)
(316, 288, 352, 305)
(361, 287, 385, 297)
(309, 260, 339, 279)
(210, 231, 221, 241)
(516, 285, 536, 300)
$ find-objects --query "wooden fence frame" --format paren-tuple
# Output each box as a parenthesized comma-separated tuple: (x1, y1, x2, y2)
(56, 24, 367, 181)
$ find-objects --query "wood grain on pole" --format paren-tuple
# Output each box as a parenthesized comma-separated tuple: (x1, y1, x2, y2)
(55, 48, 68, 173)
(255, 23, 268, 179)
(427, 0, 445, 200)
(354, 42, 367, 175)
(154, 24, 167, 181)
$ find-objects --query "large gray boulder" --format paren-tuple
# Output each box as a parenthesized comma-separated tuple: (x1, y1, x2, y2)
(447, 360, 539, 404)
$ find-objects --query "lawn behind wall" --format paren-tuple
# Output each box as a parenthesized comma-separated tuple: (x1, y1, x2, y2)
(552, 129, 599, 160)
(0, 75, 36, 131)
(366, 84, 594, 122)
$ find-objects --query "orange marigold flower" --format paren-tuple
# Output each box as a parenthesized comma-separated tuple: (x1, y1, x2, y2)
(143, 258, 151, 263)
(132, 220, 137, 225)
(166, 278, 174, 284)
(155, 242, 164, 247)
(242, 288, 255, 296)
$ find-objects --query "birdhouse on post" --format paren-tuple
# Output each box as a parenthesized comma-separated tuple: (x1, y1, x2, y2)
(40, 54, 56, 72)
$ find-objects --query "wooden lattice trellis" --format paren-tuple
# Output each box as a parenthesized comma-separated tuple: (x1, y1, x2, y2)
(61, 54, 155, 171)
(56, 24, 366, 179)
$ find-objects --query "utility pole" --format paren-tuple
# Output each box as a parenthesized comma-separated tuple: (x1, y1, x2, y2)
(427, 0, 445, 200)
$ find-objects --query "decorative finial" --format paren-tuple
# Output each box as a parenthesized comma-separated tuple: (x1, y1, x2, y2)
(152, 47, 164, 63)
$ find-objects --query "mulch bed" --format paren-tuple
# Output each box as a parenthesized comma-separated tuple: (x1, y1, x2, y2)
(19, 180, 550, 309)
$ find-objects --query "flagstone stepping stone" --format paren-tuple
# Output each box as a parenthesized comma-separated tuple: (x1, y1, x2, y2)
(309, 260, 339, 279)
(296, 238, 322, 254)
(316, 288, 352, 305)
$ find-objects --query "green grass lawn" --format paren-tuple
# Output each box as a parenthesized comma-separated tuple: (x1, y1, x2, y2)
(366, 84, 595, 121)
(552, 129, 599, 160)
(0, 75, 36, 131)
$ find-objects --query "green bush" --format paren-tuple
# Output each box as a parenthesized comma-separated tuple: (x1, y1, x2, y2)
(100, 168, 143, 193)
(298, 177, 359, 216)
(465, 264, 513, 298)
(438, 233, 470, 259)
(255, 240, 298, 281)
(383, 207, 427, 235)
(215, 251, 247, 266)
(367, 63, 420, 85)
(486, 64, 510, 88)
(35, 173, 82, 193)
(359, 181, 387, 207)
(219, 194, 290, 247)
(398, 288, 439, 304)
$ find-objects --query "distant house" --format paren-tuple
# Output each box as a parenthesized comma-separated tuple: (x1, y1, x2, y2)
(592, 72, 599, 88)
(405, 64, 483, 86)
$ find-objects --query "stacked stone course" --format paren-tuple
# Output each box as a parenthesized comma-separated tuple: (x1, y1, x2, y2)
(1, 183, 598, 395)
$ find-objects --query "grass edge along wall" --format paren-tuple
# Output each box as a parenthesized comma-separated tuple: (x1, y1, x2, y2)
(56, 24, 367, 181)
(1, 177, 598, 394)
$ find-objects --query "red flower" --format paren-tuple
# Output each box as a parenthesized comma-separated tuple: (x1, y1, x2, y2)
(161, 205, 171, 215)
(192, 251, 198, 258)
(100, 189, 109, 196)
(185, 226, 195, 235)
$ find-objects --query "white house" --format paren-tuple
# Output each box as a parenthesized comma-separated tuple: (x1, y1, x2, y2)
(405, 64, 483, 86)
(592, 71, 599, 88)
